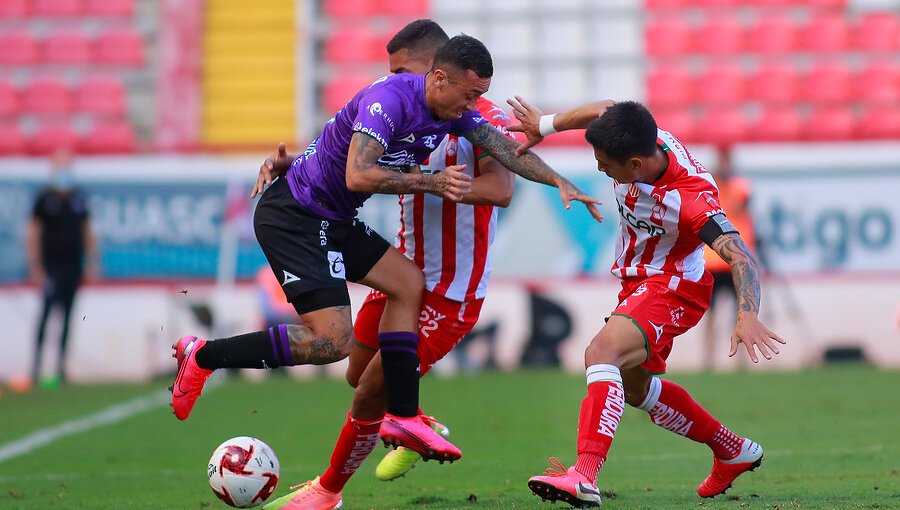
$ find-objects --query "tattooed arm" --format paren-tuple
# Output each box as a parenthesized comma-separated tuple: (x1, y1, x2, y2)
(463, 123, 603, 222)
(710, 233, 787, 363)
(345, 132, 472, 201)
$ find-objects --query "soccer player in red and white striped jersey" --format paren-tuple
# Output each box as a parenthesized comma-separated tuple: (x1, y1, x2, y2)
(507, 97, 787, 507)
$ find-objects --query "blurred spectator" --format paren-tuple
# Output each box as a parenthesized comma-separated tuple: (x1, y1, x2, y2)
(702, 146, 756, 370)
(25, 150, 99, 389)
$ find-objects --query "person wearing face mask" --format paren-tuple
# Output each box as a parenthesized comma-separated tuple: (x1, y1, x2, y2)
(25, 149, 99, 389)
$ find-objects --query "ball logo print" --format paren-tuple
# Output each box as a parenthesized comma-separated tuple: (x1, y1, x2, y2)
(207, 436, 280, 508)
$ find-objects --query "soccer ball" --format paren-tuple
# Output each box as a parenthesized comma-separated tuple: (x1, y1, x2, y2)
(207, 436, 280, 508)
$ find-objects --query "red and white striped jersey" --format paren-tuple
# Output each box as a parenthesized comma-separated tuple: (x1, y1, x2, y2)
(395, 97, 517, 302)
(610, 129, 724, 283)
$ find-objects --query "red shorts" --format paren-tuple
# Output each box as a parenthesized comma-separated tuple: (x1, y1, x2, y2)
(612, 273, 713, 374)
(354, 289, 484, 376)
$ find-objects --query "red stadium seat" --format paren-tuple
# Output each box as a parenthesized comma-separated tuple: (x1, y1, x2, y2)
(42, 30, 94, 65)
(803, 61, 852, 104)
(23, 77, 72, 115)
(31, 0, 83, 17)
(646, 64, 695, 108)
(857, 61, 900, 104)
(380, 0, 427, 16)
(324, 26, 381, 64)
(646, 17, 692, 57)
(858, 106, 900, 140)
(855, 13, 900, 51)
(95, 28, 144, 66)
(698, 107, 748, 146)
(752, 106, 804, 141)
(806, 106, 856, 140)
(0, 31, 39, 65)
(752, 0, 792, 6)
(76, 76, 126, 116)
(645, 0, 690, 8)
(749, 62, 800, 104)
(745, 15, 797, 54)
(0, 81, 20, 117)
(696, 63, 745, 105)
(0, 124, 27, 155)
(323, 0, 373, 18)
(84, 0, 134, 17)
(800, 15, 850, 52)
(805, 0, 846, 10)
(653, 108, 698, 143)
(323, 74, 377, 114)
(81, 120, 136, 153)
(694, 0, 740, 7)
(0, 0, 28, 18)
(28, 123, 80, 155)
(694, 16, 744, 55)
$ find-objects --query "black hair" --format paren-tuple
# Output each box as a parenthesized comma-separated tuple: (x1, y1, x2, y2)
(386, 19, 449, 56)
(432, 34, 493, 78)
(584, 101, 658, 163)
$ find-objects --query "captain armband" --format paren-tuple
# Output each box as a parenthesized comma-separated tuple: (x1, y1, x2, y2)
(698, 213, 738, 246)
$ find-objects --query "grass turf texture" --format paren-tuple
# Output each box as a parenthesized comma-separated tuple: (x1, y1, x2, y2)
(0, 365, 897, 509)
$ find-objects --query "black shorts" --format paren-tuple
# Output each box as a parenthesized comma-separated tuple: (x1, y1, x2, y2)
(253, 177, 391, 315)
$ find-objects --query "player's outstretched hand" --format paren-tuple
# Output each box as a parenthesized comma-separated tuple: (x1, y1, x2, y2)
(558, 178, 603, 223)
(506, 95, 545, 156)
(251, 142, 295, 198)
(730, 312, 787, 363)
(432, 164, 472, 202)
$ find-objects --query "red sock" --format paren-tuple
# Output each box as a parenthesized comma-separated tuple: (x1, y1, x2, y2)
(319, 413, 382, 493)
(638, 378, 742, 460)
(575, 364, 625, 482)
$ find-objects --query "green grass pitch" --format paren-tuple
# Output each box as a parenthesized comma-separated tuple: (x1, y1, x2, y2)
(1, 365, 898, 509)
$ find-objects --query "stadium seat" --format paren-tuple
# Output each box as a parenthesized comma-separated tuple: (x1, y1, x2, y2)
(696, 63, 745, 105)
(0, 81, 20, 117)
(23, 77, 72, 115)
(854, 13, 900, 52)
(323, 74, 376, 114)
(646, 64, 695, 108)
(653, 108, 697, 143)
(31, 0, 83, 17)
(749, 62, 800, 104)
(752, 106, 804, 141)
(806, 106, 856, 140)
(95, 28, 144, 66)
(803, 61, 852, 104)
(324, 26, 380, 64)
(0, 0, 28, 18)
(745, 15, 797, 54)
(323, 0, 373, 18)
(381, 0, 427, 16)
(0, 124, 27, 155)
(694, 0, 740, 7)
(805, 0, 846, 10)
(858, 106, 900, 140)
(693, 16, 744, 55)
(644, 0, 690, 8)
(42, 30, 94, 65)
(76, 76, 126, 116)
(857, 61, 899, 104)
(84, 0, 134, 17)
(81, 120, 136, 153)
(28, 123, 80, 155)
(0, 31, 39, 65)
(698, 107, 748, 145)
(645, 17, 692, 56)
(800, 15, 850, 52)
(751, 0, 792, 6)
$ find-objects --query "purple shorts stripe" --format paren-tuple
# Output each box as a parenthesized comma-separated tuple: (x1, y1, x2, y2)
(268, 326, 284, 366)
(277, 324, 292, 365)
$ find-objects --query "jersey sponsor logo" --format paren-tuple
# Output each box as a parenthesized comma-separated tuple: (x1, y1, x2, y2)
(617, 199, 666, 237)
(423, 134, 437, 149)
(398, 132, 416, 144)
(648, 320, 664, 342)
(328, 250, 346, 279)
(368, 102, 383, 116)
(670, 306, 684, 327)
(633, 283, 648, 296)
(319, 220, 329, 246)
(378, 150, 418, 171)
(281, 270, 301, 286)
(353, 122, 388, 148)
(596, 383, 626, 438)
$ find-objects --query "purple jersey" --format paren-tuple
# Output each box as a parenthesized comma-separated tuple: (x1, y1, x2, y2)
(285, 73, 487, 221)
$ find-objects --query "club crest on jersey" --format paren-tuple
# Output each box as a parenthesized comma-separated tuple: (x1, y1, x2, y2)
(423, 135, 437, 149)
(628, 183, 640, 198)
(328, 251, 346, 279)
(651, 191, 668, 223)
(670, 306, 684, 326)
(446, 138, 457, 156)
(633, 283, 648, 296)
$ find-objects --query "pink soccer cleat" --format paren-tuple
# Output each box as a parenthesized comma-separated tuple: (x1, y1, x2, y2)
(528, 457, 602, 508)
(170, 335, 212, 421)
(262, 477, 342, 510)
(697, 438, 764, 498)
(380, 413, 462, 463)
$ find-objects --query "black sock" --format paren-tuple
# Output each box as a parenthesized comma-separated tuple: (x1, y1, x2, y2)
(195, 325, 293, 370)
(378, 331, 420, 417)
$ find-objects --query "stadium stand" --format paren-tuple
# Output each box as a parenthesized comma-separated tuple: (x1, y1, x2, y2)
(23, 77, 73, 115)
(76, 76, 127, 117)
(42, 30, 94, 65)
(0, 30, 40, 65)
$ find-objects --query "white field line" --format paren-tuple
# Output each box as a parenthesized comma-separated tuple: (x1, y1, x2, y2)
(0, 377, 224, 466)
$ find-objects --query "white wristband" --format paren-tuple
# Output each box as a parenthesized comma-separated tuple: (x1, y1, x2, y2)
(538, 114, 557, 137)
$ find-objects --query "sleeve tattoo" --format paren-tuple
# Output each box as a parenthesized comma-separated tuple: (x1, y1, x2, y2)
(711, 233, 761, 314)
(464, 123, 561, 186)
(349, 132, 431, 194)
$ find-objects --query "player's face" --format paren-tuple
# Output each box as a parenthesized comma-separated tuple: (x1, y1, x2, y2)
(388, 48, 432, 75)
(430, 67, 490, 121)
(593, 146, 639, 183)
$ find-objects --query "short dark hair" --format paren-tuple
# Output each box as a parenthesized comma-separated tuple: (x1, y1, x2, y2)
(432, 34, 493, 79)
(585, 101, 658, 163)
(386, 19, 449, 56)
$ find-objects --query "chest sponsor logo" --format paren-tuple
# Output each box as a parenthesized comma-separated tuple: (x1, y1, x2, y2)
(617, 199, 666, 237)
(328, 251, 346, 279)
(378, 150, 418, 171)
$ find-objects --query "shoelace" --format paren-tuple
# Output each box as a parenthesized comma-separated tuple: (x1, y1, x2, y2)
(289, 479, 316, 492)
(542, 457, 568, 477)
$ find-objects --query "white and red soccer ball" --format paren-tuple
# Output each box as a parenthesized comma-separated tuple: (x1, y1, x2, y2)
(207, 436, 280, 508)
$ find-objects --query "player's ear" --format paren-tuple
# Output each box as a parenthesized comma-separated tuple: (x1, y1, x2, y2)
(629, 156, 643, 171)
(432, 68, 447, 87)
